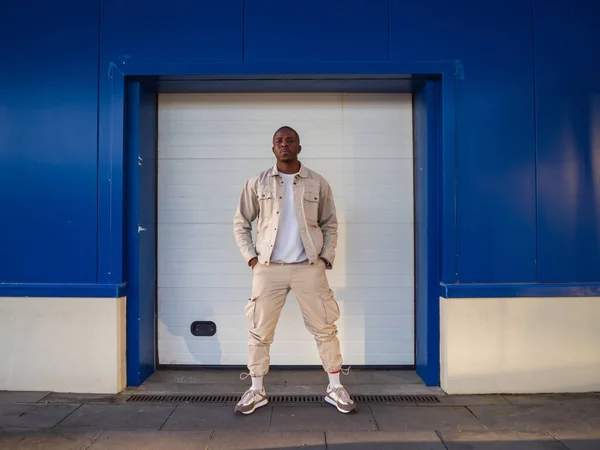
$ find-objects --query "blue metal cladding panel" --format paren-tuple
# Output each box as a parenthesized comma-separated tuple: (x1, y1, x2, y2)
(98, 69, 126, 284)
(391, 0, 537, 283)
(0, 0, 98, 283)
(244, 0, 389, 61)
(100, 0, 243, 63)
(534, 0, 600, 282)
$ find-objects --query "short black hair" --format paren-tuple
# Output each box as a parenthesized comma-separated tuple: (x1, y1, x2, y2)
(273, 126, 300, 144)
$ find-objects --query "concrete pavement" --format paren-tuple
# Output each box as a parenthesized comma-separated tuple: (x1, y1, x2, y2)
(1, 390, 600, 449)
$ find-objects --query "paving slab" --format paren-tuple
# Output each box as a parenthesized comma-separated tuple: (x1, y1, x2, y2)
(417, 395, 510, 407)
(270, 401, 328, 407)
(326, 431, 446, 449)
(161, 405, 272, 431)
(270, 405, 377, 431)
(562, 398, 600, 427)
(128, 383, 325, 396)
(342, 383, 442, 396)
(0, 391, 50, 404)
(89, 430, 211, 449)
(358, 400, 418, 407)
(0, 429, 102, 450)
(468, 404, 596, 431)
(209, 431, 325, 449)
(548, 429, 600, 450)
(370, 405, 485, 431)
(503, 394, 600, 406)
(145, 369, 423, 386)
(267, 383, 439, 396)
(56, 404, 175, 430)
(0, 428, 27, 449)
(439, 430, 566, 450)
(40, 393, 120, 404)
(0, 403, 78, 429)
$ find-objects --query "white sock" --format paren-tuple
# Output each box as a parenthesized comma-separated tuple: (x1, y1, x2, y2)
(251, 376, 263, 391)
(328, 371, 341, 387)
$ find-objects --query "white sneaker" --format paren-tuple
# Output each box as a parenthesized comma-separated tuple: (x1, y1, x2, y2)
(234, 387, 268, 415)
(325, 384, 357, 414)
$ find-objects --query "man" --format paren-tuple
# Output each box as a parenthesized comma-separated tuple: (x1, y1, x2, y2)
(232, 126, 356, 415)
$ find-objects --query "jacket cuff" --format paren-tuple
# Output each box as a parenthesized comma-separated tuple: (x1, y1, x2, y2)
(319, 252, 334, 269)
(243, 249, 258, 266)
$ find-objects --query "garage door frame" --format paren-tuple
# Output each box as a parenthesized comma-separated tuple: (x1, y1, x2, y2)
(104, 62, 457, 387)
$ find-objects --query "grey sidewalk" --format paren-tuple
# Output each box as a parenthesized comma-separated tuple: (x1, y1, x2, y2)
(2, 390, 600, 449)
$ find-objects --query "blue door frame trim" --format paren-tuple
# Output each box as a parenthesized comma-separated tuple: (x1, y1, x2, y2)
(124, 81, 158, 386)
(100, 61, 459, 388)
(124, 80, 141, 386)
(414, 79, 442, 386)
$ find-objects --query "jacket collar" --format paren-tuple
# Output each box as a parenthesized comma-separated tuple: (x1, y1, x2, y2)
(270, 162, 308, 178)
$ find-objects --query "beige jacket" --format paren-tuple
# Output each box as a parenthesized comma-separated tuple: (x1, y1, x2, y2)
(233, 163, 338, 269)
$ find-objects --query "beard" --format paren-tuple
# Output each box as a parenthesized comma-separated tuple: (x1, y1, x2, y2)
(278, 152, 297, 163)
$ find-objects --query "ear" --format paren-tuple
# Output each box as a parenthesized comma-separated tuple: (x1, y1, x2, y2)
(297, 145, 302, 154)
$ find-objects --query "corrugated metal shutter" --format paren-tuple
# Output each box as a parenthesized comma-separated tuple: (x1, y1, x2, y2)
(157, 93, 414, 366)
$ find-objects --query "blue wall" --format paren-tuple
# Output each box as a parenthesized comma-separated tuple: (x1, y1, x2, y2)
(389, 0, 537, 283)
(534, 2, 600, 283)
(1, 0, 599, 288)
(0, 1, 98, 283)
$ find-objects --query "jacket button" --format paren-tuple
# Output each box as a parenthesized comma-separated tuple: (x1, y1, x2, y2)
(314, 197, 317, 200)
(276, 211, 279, 214)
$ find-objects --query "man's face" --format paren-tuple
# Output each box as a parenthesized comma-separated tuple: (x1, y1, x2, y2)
(272, 129, 301, 163)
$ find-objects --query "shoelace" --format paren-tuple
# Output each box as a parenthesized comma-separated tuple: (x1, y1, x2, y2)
(341, 366, 351, 376)
(239, 372, 251, 381)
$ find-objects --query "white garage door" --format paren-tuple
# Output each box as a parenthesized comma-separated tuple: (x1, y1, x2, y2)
(157, 93, 414, 366)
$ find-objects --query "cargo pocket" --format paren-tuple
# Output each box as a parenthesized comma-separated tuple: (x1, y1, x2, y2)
(257, 187, 275, 218)
(303, 187, 319, 224)
(245, 296, 258, 329)
(320, 290, 340, 324)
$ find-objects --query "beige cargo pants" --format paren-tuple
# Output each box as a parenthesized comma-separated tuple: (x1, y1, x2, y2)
(245, 259, 343, 376)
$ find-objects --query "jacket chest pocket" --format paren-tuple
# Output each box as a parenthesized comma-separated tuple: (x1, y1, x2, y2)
(257, 187, 276, 218)
(302, 187, 319, 224)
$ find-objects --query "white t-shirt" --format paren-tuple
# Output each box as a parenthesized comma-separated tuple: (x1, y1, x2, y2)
(270, 173, 308, 263)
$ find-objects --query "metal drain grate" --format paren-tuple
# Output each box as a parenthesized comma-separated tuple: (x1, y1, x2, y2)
(126, 394, 439, 404)
(356, 395, 439, 403)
